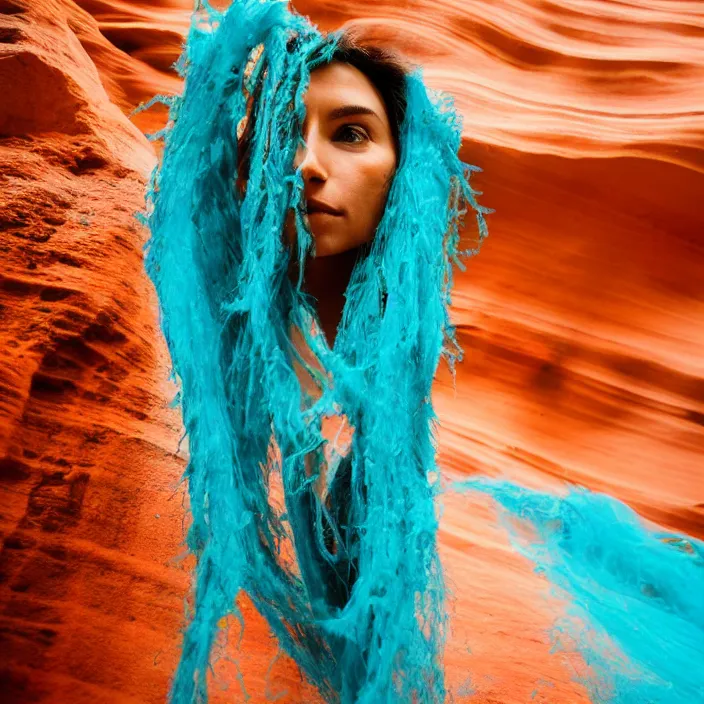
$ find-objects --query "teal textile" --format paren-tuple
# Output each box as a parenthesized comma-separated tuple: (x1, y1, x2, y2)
(457, 478, 704, 703)
(143, 2, 702, 703)
(142, 1, 488, 702)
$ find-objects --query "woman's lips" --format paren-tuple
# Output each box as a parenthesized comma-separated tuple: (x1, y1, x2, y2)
(306, 199, 343, 216)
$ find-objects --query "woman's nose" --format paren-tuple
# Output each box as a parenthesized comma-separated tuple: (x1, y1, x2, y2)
(294, 138, 327, 182)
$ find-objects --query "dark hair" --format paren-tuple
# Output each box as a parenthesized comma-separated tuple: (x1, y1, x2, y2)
(235, 30, 411, 197)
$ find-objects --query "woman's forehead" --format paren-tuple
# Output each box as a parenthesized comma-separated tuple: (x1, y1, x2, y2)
(304, 62, 388, 122)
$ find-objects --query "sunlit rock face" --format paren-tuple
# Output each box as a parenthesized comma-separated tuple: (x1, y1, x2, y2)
(1, 0, 701, 702)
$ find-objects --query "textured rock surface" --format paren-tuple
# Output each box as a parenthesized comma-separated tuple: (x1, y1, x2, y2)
(1, 0, 702, 702)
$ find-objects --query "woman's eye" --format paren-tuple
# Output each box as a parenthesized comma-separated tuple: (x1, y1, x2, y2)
(335, 125, 369, 144)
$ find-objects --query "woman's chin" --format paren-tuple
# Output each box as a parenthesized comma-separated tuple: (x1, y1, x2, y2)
(311, 242, 356, 259)
(310, 233, 370, 259)
(309, 234, 339, 258)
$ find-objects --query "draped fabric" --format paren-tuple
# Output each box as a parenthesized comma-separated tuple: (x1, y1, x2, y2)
(142, 2, 703, 703)
(458, 478, 704, 704)
(142, 1, 488, 701)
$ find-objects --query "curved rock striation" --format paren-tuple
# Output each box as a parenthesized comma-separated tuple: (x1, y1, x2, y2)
(1, 0, 702, 702)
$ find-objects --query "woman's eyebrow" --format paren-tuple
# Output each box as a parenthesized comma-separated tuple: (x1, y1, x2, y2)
(328, 104, 381, 122)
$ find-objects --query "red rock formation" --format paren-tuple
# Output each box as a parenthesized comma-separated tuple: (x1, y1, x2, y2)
(1, 0, 702, 702)
(0, 2, 181, 701)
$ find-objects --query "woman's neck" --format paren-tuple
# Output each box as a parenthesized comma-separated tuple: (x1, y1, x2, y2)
(292, 247, 360, 347)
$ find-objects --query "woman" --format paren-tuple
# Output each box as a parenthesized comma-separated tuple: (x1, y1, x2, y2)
(144, 1, 488, 702)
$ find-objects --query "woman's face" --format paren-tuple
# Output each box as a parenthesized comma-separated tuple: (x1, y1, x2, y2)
(288, 61, 397, 258)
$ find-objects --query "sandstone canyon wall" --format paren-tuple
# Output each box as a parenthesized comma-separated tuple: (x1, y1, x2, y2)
(1, 1, 702, 703)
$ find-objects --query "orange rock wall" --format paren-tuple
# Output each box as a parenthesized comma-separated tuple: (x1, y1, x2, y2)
(1, 0, 702, 702)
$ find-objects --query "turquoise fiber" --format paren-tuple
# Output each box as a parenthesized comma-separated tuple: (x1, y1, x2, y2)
(142, 1, 489, 701)
(457, 477, 704, 703)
